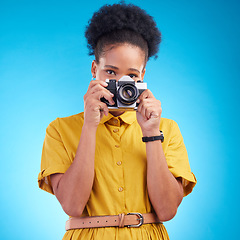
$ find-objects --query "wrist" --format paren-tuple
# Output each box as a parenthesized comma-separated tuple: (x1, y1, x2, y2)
(82, 123, 98, 133)
(142, 129, 160, 137)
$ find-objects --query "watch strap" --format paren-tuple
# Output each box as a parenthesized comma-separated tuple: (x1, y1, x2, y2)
(142, 130, 164, 143)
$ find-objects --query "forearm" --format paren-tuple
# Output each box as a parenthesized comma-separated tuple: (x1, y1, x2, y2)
(50, 80, 114, 216)
(145, 136, 183, 221)
(136, 90, 183, 221)
(54, 124, 97, 217)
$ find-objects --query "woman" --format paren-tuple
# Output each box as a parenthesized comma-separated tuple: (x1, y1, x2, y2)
(38, 2, 196, 239)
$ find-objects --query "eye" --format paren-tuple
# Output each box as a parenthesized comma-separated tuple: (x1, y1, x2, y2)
(106, 70, 116, 75)
(128, 74, 137, 78)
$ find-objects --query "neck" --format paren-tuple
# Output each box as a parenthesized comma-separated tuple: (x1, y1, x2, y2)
(109, 110, 125, 117)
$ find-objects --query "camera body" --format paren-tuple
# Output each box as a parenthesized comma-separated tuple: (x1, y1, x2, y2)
(102, 75, 147, 111)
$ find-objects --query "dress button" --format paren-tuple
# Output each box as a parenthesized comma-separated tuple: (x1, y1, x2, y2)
(116, 161, 122, 166)
(118, 187, 124, 192)
(113, 119, 118, 125)
(113, 129, 119, 133)
(115, 145, 120, 148)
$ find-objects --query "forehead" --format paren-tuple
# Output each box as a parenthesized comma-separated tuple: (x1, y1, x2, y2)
(99, 44, 146, 70)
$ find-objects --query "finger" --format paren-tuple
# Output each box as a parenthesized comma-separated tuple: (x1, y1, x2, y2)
(85, 84, 115, 105)
(85, 99, 109, 116)
(88, 83, 113, 97)
(98, 102, 109, 116)
(137, 98, 152, 114)
(146, 107, 159, 119)
(138, 99, 161, 119)
(137, 99, 143, 113)
(142, 102, 153, 119)
(138, 89, 155, 101)
(94, 89, 115, 105)
(137, 100, 150, 119)
(86, 81, 115, 105)
(88, 80, 108, 91)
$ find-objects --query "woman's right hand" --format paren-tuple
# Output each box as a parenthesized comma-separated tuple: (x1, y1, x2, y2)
(83, 80, 115, 128)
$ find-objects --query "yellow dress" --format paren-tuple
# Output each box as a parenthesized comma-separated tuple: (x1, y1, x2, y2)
(38, 111, 196, 240)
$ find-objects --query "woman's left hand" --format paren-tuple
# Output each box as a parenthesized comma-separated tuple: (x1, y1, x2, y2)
(136, 89, 162, 136)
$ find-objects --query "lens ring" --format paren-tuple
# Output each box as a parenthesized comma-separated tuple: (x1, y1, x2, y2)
(117, 83, 139, 105)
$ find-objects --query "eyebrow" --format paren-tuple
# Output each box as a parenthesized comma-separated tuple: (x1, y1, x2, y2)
(128, 68, 140, 74)
(104, 65, 119, 70)
(104, 65, 141, 73)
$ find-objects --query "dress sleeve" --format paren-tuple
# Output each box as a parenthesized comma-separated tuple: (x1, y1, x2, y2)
(38, 119, 72, 194)
(166, 120, 197, 196)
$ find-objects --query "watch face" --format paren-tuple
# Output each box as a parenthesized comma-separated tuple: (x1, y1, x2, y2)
(160, 130, 164, 142)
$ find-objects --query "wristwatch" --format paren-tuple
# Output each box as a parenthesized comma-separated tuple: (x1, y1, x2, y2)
(142, 130, 164, 143)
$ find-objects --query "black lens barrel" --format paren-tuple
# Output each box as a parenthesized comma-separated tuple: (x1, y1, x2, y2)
(117, 83, 139, 105)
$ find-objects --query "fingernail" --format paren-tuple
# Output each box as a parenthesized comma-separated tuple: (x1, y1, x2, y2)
(136, 99, 140, 103)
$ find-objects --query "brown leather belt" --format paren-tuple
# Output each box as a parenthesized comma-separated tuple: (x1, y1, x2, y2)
(66, 213, 162, 230)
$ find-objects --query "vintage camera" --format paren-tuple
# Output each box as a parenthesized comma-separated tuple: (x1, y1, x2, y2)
(101, 75, 147, 110)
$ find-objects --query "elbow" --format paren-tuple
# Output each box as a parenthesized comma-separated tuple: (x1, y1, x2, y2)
(154, 195, 183, 222)
(54, 188, 85, 217)
(61, 202, 84, 217)
(156, 206, 178, 222)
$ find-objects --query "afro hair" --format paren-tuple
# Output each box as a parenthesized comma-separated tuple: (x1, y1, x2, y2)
(85, 2, 161, 61)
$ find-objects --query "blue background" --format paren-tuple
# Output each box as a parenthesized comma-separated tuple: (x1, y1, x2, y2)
(0, 0, 239, 239)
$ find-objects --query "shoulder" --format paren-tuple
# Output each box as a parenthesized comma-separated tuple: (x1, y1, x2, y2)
(160, 117, 178, 130)
(47, 112, 84, 132)
(160, 117, 183, 142)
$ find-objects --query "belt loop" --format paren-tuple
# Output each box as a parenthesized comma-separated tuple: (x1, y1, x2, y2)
(118, 213, 125, 227)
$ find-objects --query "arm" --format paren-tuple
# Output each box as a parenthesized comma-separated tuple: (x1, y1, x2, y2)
(145, 139, 184, 221)
(137, 90, 184, 221)
(51, 80, 114, 217)
(50, 125, 96, 217)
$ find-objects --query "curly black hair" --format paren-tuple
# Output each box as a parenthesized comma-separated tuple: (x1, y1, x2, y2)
(85, 2, 161, 62)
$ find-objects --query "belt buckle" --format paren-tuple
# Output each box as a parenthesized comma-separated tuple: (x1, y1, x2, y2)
(127, 212, 144, 227)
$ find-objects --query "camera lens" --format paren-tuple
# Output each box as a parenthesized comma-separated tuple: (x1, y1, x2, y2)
(122, 88, 134, 99)
(117, 83, 139, 105)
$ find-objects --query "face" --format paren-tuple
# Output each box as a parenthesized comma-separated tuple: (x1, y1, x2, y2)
(91, 44, 146, 82)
